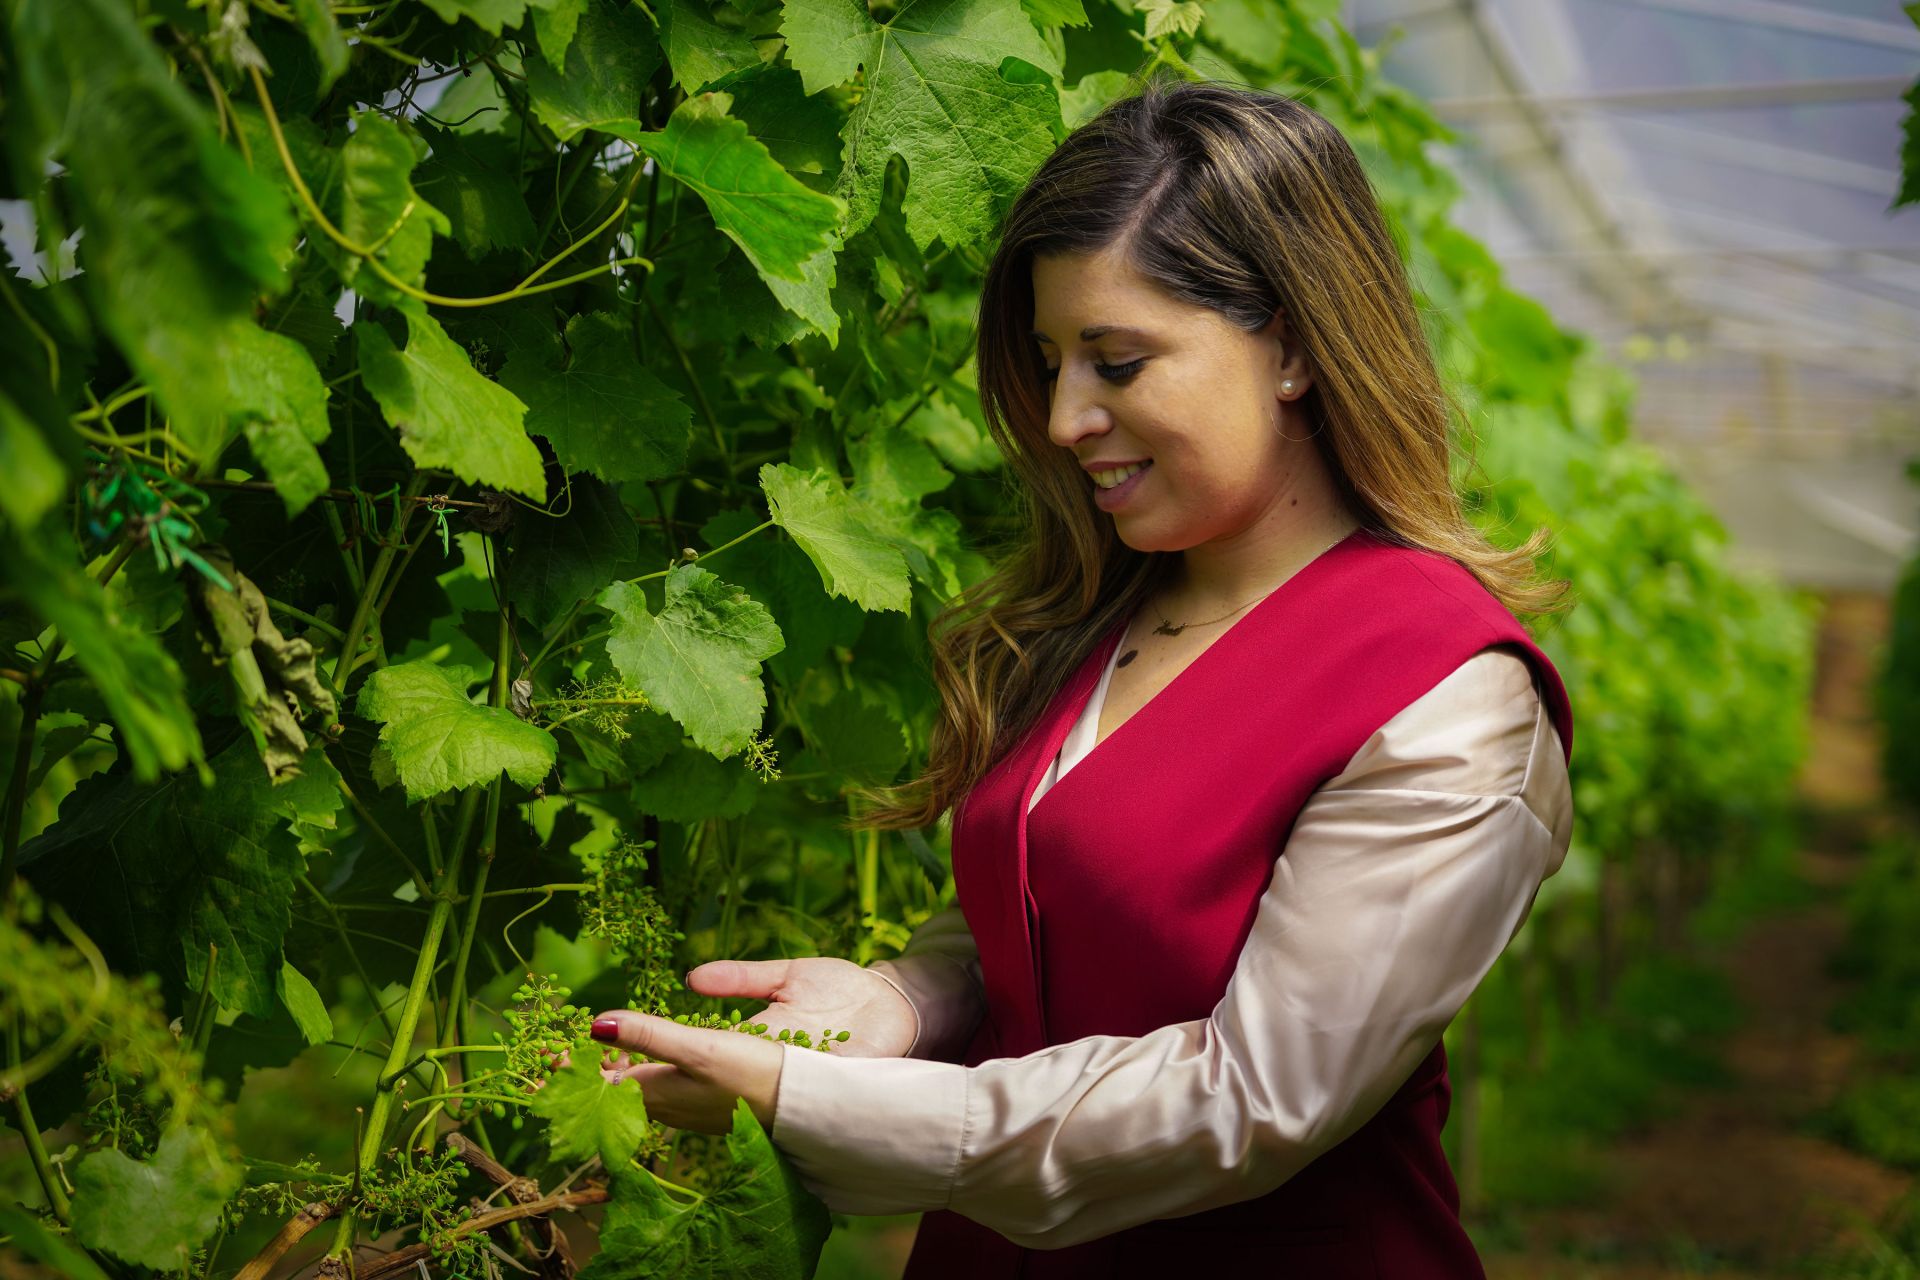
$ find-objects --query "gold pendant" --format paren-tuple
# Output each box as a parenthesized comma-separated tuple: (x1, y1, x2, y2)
(1153, 620, 1185, 636)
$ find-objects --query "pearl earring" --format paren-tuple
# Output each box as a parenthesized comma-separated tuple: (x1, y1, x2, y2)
(1280, 379, 1296, 395)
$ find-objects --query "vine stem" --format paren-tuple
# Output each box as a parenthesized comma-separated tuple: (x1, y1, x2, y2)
(245, 65, 651, 308)
(328, 786, 484, 1266)
(329, 472, 429, 695)
(439, 604, 513, 1095)
(6, 1013, 71, 1224)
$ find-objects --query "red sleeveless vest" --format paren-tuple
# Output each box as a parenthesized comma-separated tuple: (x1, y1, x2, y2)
(902, 528, 1575, 1279)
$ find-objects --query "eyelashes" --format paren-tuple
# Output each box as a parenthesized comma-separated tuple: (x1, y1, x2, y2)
(1040, 358, 1147, 384)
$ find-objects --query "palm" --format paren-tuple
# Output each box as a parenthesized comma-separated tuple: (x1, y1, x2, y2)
(690, 956, 917, 1059)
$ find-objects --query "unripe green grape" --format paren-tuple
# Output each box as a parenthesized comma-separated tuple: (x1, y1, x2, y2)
(836, 1030, 850, 1041)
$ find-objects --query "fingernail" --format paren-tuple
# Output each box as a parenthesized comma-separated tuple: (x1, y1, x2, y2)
(590, 1018, 619, 1043)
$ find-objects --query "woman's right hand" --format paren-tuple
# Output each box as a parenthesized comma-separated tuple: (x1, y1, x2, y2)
(685, 956, 919, 1059)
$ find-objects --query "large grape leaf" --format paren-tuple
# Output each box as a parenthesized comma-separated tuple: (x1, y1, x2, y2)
(356, 311, 548, 498)
(779, 0, 1062, 249)
(660, 0, 764, 91)
(356, 660, 559, 801)
(503, 474, 640, 624)
(758, 463, 912, 613)
(415, 121, 539, 254)
(530, 1036, 654, 1164)
(610, 94, 844, 289)
(5, 527, 203, 780)
(713, 64, 846, 178)
(579, 1098, 830, 1280)
(10, 0, 297, 461)
(525, 0, 663, 140)
(72, 1126, 241, 1271)
(230, 324, 332, 517)
(597, 569, 785, 759)
(333, 111, 452, 311)
(497, 311, 692, 484)
(16, 741, 304, 1017)
(420, 0, 528, 34)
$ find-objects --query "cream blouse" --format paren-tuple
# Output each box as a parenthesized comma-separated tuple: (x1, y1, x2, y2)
(769, 642, 1573, 1250)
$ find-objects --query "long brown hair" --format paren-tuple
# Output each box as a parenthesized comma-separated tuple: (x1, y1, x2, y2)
(846, 74, 1571, 832)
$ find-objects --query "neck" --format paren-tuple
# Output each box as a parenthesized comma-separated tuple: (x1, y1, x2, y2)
(1160, 495, 1360, 623)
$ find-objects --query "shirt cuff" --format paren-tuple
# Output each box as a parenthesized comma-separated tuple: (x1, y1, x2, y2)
(770, 1042, 970, 1215)
(866, 954, 984, 1061)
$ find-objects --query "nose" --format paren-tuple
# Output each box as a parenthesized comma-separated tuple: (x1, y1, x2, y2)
(1043, 365, 1113, 455)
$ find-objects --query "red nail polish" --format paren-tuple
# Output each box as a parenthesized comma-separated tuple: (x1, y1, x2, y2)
(590, 1018, 619, 1043)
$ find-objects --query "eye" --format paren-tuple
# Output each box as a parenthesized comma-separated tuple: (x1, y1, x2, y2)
(1039, 359, 1146, 383)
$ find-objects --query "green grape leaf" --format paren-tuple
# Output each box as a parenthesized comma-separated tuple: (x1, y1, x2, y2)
(6, 527, 203, 781)
(71, 1126, 241, 1271)
(528, 0, 591, 64)
(758, 463, 912, 613)
(17, 741, 302, 1019)
(779, 0, 1061, 249)
(1136, 0, 1202, 38)
(525, 0, 663, 140)
(1021, 0, 1087, 25)
(848, 418, 954, 506)
(231, 324, 332, 517)
(356, 311, 548, 499)
(334, 111, 452, 309)
(0, 390, 67, 531)
(630, 740, 761, 821)
(277, 960, 334, 1045)
(503, 474, 639, 625)
(797, 684, 909, 785)
(356, 660, 559, 801)
(611, 94, 845, 289)
(580, 1098, 830, 1280)
(420, 0, 528, 34)
(661, 0, 764, 91)
(695, 506, 864, 688)
(715, 65, 846, 177)
(530, 1036, 655, 1164)
(415, 121, 539, 254)
(11, 0, 297, 461)
(497, 311, 692, 484)
(597, 570, 785, 759)
(289, 0, 351, 90)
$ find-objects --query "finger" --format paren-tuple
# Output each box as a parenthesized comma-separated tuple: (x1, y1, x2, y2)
(590, 1010, 721, 1075)
(684, 958, 796, 1000)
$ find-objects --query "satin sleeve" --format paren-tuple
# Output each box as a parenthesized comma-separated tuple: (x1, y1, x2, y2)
(770, 645, 1574, 1249)
(864, 905, 986, 1060)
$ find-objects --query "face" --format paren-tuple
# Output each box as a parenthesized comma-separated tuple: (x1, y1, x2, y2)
(1030, 245, 1315, 553)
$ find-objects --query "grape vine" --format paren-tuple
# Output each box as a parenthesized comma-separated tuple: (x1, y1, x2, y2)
(0, 0, 1813, 1273)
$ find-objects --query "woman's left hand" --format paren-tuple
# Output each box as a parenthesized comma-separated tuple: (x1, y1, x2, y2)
(585, 1011, 787, 1135)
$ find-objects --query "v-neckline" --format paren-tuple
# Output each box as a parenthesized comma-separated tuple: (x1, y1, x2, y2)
(1029, 526, 1369, 817)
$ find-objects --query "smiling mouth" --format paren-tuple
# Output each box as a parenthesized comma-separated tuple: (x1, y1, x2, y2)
(1091, 460, 1153, 489)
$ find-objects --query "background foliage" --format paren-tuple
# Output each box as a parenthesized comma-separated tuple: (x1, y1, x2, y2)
(0, 0, 1814, 1274)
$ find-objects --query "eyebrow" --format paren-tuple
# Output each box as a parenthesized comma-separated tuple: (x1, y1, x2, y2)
(1029, 325, 1153, 343)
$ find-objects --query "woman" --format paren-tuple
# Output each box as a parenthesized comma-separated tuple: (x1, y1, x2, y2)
(586, 77, 1576, 1278)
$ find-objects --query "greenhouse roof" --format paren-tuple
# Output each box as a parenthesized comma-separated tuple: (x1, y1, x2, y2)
(1346, 0, 1920, 588)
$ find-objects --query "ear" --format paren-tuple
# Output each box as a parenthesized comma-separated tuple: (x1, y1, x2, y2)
(1263, 307, 1312, 397)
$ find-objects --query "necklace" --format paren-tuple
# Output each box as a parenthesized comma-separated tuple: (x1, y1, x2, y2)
(1114, 528, 1353, 669)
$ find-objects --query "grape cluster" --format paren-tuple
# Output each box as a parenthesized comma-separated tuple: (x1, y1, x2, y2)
(671, 1007, 854, 1053)
(579, 839, 682, 1016)
(357, 1145, 487, 1275)
(498, 974, 591, 1084)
